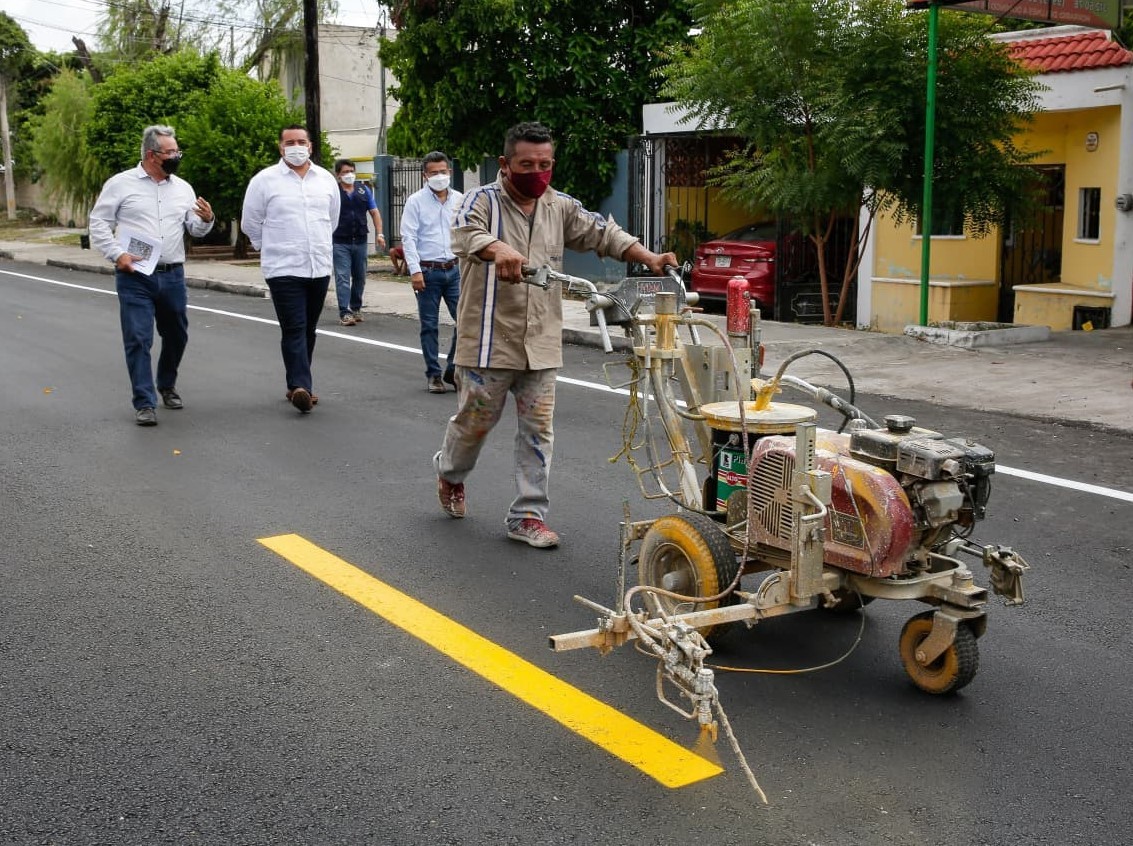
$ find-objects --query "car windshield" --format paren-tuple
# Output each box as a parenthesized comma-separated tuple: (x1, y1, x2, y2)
(720, 222, 777, 242)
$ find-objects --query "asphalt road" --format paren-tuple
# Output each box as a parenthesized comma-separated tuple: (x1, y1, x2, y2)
(2, 260, 1131, 846)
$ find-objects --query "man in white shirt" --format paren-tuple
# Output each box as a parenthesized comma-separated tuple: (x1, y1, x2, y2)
(400, 151, 463, 393)
(241, 125, 340, 414)
(89, 124, 214, 426)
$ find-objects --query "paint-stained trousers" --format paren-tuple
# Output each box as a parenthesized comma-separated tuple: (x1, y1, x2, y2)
(434, 366, 557, 523)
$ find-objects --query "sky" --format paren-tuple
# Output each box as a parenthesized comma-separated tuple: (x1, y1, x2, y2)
(2, 0, 386, 55)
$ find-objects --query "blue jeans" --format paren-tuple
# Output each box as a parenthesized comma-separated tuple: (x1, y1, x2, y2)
(265, 275, 330, 393)
(333, 241, 368, 316)
(115, 266, 188, 410)
(417, 266, 460, 378)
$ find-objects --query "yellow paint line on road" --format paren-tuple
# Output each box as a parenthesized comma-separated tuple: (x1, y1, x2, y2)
(258, 533, 723, 788)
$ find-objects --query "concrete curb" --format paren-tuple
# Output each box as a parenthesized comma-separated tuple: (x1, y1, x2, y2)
(904, 322, 1052, 348)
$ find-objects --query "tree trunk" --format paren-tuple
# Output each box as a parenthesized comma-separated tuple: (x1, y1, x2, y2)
(0, 78, 16, 221)
(71, 38, 103, 84)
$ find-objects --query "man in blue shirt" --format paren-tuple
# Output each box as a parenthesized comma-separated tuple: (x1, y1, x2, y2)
(401, 151, 464, 393)
(332, 159, 385, 326)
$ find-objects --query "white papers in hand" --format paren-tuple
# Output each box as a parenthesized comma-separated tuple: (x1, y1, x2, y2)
(117, 227, 162, 276)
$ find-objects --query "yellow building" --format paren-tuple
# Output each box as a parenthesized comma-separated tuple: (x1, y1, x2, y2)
(863, 26, 1133, 331)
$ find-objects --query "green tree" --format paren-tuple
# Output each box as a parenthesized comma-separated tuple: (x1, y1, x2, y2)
(27, 69, 103, 218)
(663, 0, 1041, 325)
(177, 71, 305, 225)
(382, 0, 694, 209)
(0, 11, 33, 217)
(78, 50, 323, 248)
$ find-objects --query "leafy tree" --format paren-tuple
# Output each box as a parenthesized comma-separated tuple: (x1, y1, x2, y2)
(221, 0, 339, 76)
(84, 52, 226, 177)
(96, 0, 179, 58)
(77, 50, 325, 249)
(0, 12, 33, 217)
(662, 0, 1041, 325)
(27, 69, 103, 218)
(382, 0, 694, 209)
(177, 71, 306, 225)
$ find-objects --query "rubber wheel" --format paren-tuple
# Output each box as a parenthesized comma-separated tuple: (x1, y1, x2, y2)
(899, 610, 979, 695)
(822, 588, 875, 613)
(637, 513, 739, 639)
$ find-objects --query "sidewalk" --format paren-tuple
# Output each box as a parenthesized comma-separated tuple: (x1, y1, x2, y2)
(4, 234, 1131, 435)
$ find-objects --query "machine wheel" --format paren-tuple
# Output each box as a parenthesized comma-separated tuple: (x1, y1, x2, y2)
(822, 588, 875, 613)
(637, 513, 739, 639)
(898, 611, 979, 695)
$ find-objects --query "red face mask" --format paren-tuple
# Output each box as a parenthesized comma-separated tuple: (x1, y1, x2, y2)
(507, 168, 552, 199)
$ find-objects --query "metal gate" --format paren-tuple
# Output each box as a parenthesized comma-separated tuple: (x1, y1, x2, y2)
(999, 165, 1064, 322)
(385, 157, 425, 248)
(774, 216, 858, 323)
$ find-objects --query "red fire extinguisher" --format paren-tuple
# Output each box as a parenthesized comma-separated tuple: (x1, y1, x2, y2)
(726, 275, 750, 336)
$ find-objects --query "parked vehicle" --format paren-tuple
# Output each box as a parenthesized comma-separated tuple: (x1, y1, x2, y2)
(690, 221, 777, 309)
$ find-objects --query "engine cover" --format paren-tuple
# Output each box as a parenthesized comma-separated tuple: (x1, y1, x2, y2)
(747, 432, 917, 578)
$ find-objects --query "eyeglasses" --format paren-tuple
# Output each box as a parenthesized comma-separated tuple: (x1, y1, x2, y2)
(153, 148, 182, 158)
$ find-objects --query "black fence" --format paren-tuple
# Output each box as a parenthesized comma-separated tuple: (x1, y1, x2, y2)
(375, 157, 466, 248)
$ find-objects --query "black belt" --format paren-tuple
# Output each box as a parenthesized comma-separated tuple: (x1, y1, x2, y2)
(420, 259, 457, 271)
(154, 262, 183, 273)
(333, 236, 368, 244)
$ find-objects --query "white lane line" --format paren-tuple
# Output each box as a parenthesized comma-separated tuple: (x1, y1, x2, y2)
(6, 267, 1132, 503)
(996, 465, 1133, 503)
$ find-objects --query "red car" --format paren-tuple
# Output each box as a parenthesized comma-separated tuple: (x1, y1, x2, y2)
(690, 221, 777, 311)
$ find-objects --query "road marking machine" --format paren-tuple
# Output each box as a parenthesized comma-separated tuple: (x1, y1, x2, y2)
(528, 266, 1029, 797)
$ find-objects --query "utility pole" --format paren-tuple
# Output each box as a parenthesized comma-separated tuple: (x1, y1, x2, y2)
(376, 10, 387, 156)
(303, 0, 321, 164)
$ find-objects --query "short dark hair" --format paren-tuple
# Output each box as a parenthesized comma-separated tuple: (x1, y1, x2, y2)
(334, 158, 355, 174)
(422, 151, 451, 171)
(279, 124, 308, 141)
(504, 122, 553, 159)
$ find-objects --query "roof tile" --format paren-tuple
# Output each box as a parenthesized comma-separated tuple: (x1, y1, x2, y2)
(1007, 30, 1133, 74)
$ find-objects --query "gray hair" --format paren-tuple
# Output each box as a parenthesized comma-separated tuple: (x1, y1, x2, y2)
(141, 125, 176, 159)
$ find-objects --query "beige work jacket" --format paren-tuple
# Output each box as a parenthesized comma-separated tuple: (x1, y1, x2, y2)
(451, 178, 639, 370)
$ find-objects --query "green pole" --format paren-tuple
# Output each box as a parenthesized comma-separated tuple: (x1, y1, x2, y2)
(919, 2, 939, 326)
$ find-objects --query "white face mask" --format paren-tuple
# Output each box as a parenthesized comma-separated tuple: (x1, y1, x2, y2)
(340, 173, 356, 185)
(426, 173, 450, 193)
(283, 145, 310, 167)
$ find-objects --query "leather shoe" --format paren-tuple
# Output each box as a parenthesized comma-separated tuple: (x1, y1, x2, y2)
(135, 407, 157, 426)
(159, 388, 183, 409)
(290, 387, 313, 412)
(442, 368, 457, 388)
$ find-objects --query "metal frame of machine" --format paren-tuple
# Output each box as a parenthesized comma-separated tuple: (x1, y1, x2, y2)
(530, 266, 1028, 749)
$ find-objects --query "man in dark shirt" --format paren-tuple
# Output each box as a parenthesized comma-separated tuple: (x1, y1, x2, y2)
(332, 159, 384, 326)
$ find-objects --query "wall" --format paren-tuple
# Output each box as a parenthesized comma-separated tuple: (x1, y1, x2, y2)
(275, 24, 399, 162)
(1025, 106, 1120, 291)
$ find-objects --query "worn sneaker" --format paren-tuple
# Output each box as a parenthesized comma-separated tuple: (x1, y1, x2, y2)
(159, 387, 183, 409)
(438, 477, 466, 518)
(428, 376, 447, 394)
(339, 312, 357, 326)
(290, 387, 313, 413)
(135, 407, 157, 426)
(506, 518, 560, 549)
(352, 310, 364, 322)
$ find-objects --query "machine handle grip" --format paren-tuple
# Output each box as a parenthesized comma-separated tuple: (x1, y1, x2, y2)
(594, 306, 613, 353)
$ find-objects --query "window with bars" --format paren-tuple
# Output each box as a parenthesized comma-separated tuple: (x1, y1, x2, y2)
(1077, 187, 1101, 240)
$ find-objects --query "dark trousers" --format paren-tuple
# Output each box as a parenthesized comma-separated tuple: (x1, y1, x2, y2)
(115, 266, 188, 410)
(265, 275, 330, 393)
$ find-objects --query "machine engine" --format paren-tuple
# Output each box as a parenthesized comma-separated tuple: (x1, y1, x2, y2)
(746, 414, 996, 578)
